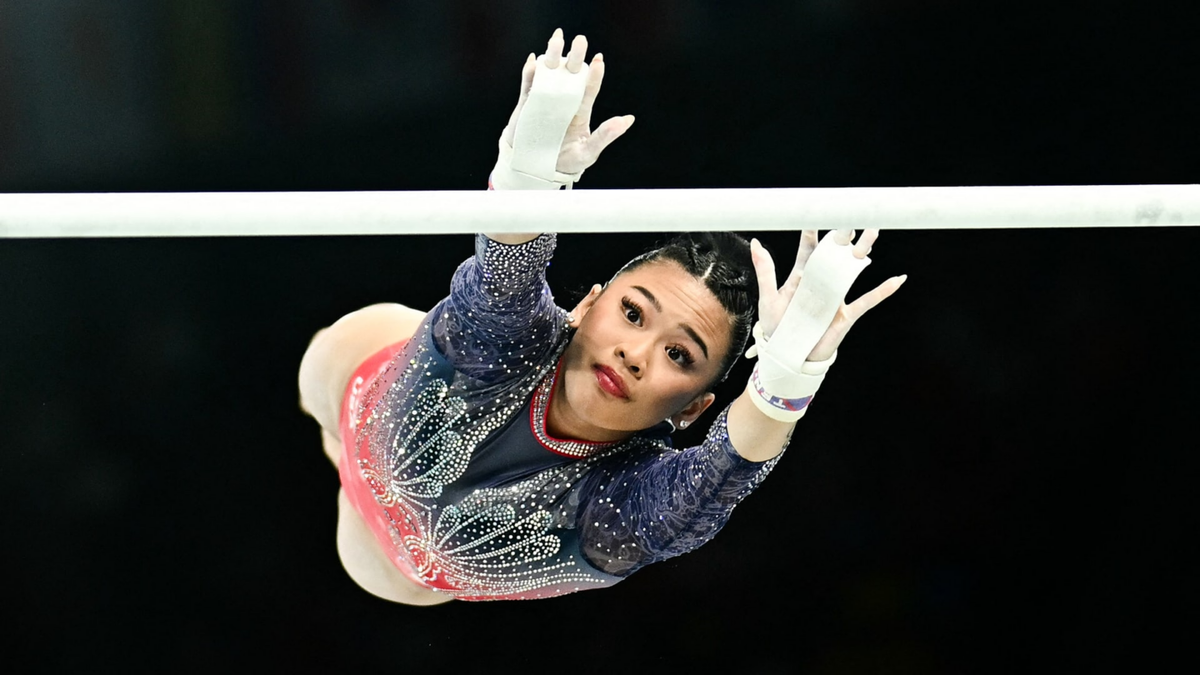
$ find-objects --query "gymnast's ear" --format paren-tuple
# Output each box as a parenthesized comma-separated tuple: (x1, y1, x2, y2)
(678, 392, 716, 426)
(567, 284, 603, 326)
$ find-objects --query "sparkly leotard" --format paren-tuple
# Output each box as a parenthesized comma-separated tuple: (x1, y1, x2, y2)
(338, 233, 785, 601)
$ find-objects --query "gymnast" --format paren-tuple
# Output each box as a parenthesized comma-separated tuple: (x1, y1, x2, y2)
(297, 28, 906, 605)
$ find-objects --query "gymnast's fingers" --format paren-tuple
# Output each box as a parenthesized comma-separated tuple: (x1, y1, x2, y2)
(544, 28, 564, 69)
(566, 34, 588, 73)
(783, 230, 818, 293)
(833, 228, 855, 245)
(844, 274, 907, 324)
(750, 238, 780, 300)
(519, 53, 536, 99)
(853, 229, 879, 259)
(504, 54, 537, 135)
(584, 115, 635, 159)
(573, 54, 605, 129)
(792, 229, 820, 269)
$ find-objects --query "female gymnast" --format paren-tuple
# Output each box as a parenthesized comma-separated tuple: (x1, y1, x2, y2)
(298, 28, 906, 605)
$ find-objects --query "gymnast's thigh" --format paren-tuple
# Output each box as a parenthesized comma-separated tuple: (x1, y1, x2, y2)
(297, 302, 427, 439)
(336, 489, 454, 606)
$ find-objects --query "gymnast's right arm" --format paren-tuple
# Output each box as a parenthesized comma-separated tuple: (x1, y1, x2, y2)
(485, 28, 635, 245)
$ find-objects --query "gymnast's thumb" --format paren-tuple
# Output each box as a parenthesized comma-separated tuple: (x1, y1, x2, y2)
(593, 116, 634, 152)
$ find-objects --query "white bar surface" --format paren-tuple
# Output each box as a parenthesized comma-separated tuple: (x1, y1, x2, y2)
(1, 185, 1197, 238)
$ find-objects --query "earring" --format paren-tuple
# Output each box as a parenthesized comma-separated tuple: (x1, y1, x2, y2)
(565, 313, 575, 326)
(679, 420, 689, 429)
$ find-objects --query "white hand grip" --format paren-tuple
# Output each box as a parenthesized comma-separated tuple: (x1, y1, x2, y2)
(491, 56, 589, 190)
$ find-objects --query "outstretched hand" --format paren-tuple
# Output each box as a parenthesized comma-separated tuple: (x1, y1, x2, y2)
(501, 28, 635, 176)
(751, 229, 906, 363)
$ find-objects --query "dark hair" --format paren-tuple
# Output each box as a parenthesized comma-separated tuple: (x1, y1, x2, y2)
(608, 232, 758, 387)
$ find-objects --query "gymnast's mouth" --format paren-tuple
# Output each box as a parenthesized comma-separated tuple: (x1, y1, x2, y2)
(593, 364, 628, 399)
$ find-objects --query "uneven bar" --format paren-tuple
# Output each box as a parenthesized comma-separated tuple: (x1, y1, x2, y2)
(1, 184, 1197, 238)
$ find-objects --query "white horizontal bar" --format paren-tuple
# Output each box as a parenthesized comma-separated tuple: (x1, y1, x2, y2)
(1, 184, 1197, 238)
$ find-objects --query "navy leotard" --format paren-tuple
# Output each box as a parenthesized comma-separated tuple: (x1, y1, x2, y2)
(338, 233, 785, 600)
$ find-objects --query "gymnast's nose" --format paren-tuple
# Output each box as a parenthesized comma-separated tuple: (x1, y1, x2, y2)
(616, 339, 650, 377)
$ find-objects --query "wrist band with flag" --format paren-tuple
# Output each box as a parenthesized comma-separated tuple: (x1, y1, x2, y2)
(746, 350, 836, 422)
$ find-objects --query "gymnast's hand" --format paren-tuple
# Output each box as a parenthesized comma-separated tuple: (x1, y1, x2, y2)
(501, 28, 635, 176)
(750, 229, 907, 363)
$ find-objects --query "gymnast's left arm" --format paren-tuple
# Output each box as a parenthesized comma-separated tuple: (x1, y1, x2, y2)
(571, 230, 907, 576)
(486, 28, 635, 245)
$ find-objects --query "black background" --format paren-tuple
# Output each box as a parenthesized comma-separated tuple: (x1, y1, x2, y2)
(2, 1, 1197, 673)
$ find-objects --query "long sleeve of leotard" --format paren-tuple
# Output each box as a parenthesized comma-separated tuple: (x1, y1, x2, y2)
(428, 233, 567, 385)
(569, 405, 784, 577)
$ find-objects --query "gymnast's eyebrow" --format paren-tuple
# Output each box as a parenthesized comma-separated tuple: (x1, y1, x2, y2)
(632, 285, 710, 360)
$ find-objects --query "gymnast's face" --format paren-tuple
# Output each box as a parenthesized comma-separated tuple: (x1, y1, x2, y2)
(550, 261, 730, 442)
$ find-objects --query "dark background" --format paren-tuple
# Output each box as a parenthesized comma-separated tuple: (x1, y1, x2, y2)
(2, 1, 1197, 673)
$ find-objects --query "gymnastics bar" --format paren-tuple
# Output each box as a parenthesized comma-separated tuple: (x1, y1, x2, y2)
(1, 184, 1198, 238)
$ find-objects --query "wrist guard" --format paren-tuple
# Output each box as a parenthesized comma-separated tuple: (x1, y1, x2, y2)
(746, 350, 836, 422)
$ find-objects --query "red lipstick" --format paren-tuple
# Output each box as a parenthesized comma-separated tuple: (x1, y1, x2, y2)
(594, 365, 628, 398)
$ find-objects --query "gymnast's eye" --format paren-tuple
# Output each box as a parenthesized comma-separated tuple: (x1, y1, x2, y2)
(621, 297, 643, 325)
(667, 345, 696, 366)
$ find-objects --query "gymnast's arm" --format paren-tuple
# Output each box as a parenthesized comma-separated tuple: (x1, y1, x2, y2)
(571, 404, 782, 577)
(573, 231, 908, 575)
(427, 233, 564, 385)
(434, 32, 634, 375)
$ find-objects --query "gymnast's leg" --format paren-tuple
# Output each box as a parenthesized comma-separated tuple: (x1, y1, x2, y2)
(335, 488, 451, 605)
(298, 302, 426, 465)
(297, 302, 452, 605)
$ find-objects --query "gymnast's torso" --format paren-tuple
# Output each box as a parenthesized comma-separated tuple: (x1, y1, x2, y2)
(337, 233, 782, 601)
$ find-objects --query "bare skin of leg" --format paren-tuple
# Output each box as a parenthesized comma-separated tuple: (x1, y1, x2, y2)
(298, 302, 453, 606)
